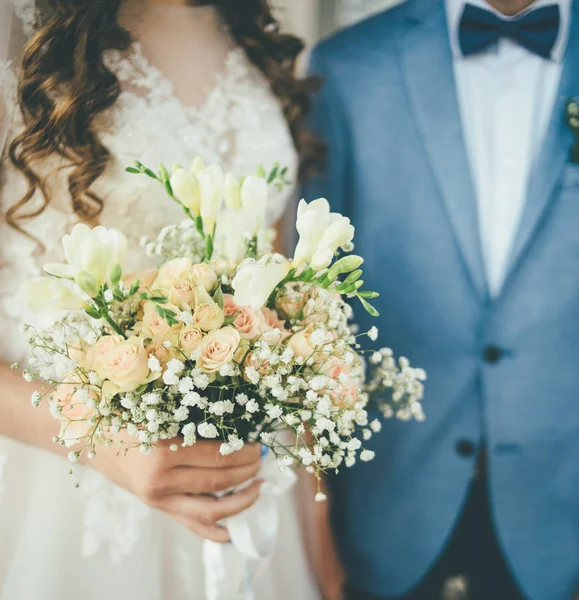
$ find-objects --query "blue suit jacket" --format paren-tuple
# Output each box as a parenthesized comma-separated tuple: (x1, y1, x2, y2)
(303, 1, 579, 598)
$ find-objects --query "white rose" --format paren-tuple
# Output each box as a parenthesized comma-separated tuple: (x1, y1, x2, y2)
(25, 277, 86, 313)
(170, 168, 200, 214)
(44, 223, 128, 286)
(197, 165, 224, 233)
(232, 261, 291, 309)
(292, 198, 354, 271)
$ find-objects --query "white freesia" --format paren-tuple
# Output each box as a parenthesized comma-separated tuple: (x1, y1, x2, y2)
(197, 165, 224, 233)
(44, 224, 128, 285)
(292, 198, 355, 271)
(25, 277, 86, 312)
(241, 175, 268, 234)
(215, 209, 250, 263)
(170, 168, 200, 214)
(224, 173, 242, 210)
(232, 260, 291, 309)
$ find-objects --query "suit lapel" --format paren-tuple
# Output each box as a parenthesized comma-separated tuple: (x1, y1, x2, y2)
(503, 3, 579, 293)
(399, 0, 488, 301)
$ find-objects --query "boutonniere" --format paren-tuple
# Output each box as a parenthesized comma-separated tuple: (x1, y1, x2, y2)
(566, 99, 579, 163)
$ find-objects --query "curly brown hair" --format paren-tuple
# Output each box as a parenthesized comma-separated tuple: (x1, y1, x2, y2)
(8, 0, 322, 240)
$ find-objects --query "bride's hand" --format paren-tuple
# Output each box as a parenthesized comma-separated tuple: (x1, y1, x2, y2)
(92, 440, 263, 542)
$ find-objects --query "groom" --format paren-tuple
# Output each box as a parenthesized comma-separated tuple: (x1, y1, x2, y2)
(304, 0, 579, 599)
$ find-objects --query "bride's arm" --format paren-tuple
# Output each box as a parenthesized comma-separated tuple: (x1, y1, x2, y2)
(0, 361, 67, 456)
(298, 471, 346, 600)
(0, 360, 263, 540)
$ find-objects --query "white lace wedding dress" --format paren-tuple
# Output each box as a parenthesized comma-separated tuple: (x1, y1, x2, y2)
(0, 3, 318, 599)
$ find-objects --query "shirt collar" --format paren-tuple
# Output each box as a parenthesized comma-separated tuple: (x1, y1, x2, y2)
(445, 0, 572, 62)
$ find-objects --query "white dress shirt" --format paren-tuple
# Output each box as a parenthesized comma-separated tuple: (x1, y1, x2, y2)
(445, 0, 571, 295)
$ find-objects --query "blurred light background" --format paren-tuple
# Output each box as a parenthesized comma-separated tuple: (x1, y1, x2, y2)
(272, 0, 405, 50)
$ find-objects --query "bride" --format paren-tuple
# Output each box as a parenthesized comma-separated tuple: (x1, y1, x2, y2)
(0, 0, 320, 598)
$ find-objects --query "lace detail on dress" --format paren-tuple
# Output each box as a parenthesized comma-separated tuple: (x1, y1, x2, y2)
(80, 471, 151, 564)
(10, 0, 38, 36)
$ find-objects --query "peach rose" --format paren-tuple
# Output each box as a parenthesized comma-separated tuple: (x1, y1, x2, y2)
(179, 325, 205, 355)
(319, 357, 360, 408)
(146, 343, 173, 366)
(141, 301, 182, 343)
(223, 294, 266, 340)
(98, 336, 150, 392)
(275, 284, 308, 320)
(124, 269, 158, 293)
(210, 258, 232, 276)
(198, 327, 240, 374)
(261, 307, 290, 344)
(52, 379, 98, 447)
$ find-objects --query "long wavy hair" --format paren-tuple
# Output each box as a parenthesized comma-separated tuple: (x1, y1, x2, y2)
(8, 0, 322, 240)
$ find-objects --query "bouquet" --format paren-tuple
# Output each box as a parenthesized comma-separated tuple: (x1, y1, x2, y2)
(20, 157, 426, 600)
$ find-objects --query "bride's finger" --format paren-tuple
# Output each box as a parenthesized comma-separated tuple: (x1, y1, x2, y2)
(169, 512, 231, 544)
(159, 479, 263, 528)
(161, 462, 262, 495)
(169, 441, 261, 469)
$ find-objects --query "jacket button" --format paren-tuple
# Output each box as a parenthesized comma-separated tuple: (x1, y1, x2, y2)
(482, 345, 503, 364)
(456, 439, 476, 458)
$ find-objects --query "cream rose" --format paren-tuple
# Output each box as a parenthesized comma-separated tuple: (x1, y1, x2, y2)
(86, 335, 125, 376)
(198, 327, 240, 374)
(168, 280, 196, 310)
(52, 379, 98, 448)
(98, 336, 150, 392)
(179, 325, 205, 355)
(192, 286, 224, 332)
(287, 328, 318, 360)
(190, 263, 218, 292)
(223, 294, 266, 340)
(153, 258, 194, 292)
(141, 301, 182, 343)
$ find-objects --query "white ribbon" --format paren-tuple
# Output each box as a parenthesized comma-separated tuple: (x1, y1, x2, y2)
(202, 451, 297, 600)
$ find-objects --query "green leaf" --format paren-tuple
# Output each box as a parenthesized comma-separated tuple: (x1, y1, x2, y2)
(358, 296, 380, 317)
(155, 305, 167, 319)
(164, 180, 174, 197)
(299, 267, 316, 282)
(143, 168, 158, 179)
(213, 285, 224, 310)
(358, 291, 380, 299)
(149, 296, 169, 303)
(164, 309, 177, 319)
(339, 269, 362, 289)
(267, 164, 279, 184)
(125, 167, 140, 174)
(139, 292, 151, 300)
(224, 312, 240, 326)
(85, 307, 101, 320)
(110, 264, 122, 286)
(113, 291, 124, 302)
(129, 279, 141, 295)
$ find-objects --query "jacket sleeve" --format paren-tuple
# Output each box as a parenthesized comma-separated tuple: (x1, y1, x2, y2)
(301, 46, 351, 218)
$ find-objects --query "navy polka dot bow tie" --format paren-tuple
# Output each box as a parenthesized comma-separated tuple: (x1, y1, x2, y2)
(459, 3, 561, 59)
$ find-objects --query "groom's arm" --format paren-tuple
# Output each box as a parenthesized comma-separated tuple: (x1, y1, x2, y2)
(301, 45, 350, 216)
(299, 45, 351, 600)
